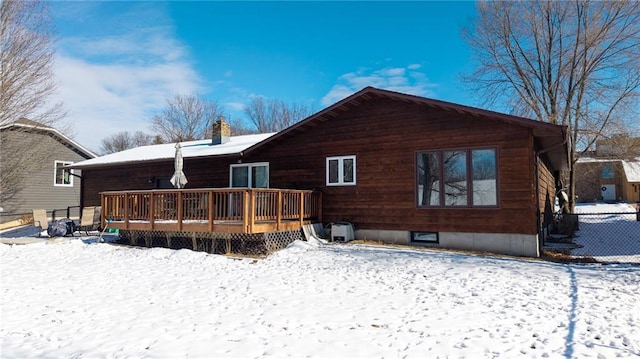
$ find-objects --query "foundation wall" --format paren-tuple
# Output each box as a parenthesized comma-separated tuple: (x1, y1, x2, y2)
(355, 229, 540, 257)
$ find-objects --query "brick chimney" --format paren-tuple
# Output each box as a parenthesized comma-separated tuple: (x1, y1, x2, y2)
(212, 116, 230, 145)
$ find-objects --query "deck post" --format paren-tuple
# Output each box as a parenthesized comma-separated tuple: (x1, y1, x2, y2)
(124, 193, 129, 230)
(177, 191, 183, 232)
(149, 192, 155, 230)
(242, 191, 249, 233)
(208, 191, 214, 232)
(299, 192, 304, 227)
(276, 191, 282, 230)
(247, 190, 255, 233)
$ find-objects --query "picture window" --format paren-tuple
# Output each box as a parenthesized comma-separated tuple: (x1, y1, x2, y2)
(416, 148, 497, 207)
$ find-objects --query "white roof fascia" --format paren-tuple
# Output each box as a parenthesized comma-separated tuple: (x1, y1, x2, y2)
(2, 122, 98, 159)
(69, 132, 276, 169)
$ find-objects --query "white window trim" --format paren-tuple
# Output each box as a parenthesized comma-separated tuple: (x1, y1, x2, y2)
(326, 155, 356, 186)
(54, 160, 74, 187)
(229, 162, 270, 188)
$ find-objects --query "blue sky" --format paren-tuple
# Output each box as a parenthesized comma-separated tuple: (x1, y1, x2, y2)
(50, 1, 478, 151)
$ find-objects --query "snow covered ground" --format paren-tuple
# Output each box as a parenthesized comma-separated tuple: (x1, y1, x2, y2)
(1, 234, 639, 357)
(572, 203, 640, 263)
(574, 202, 637, 214)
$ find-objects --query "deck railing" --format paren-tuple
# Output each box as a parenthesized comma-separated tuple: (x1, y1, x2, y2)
(101, 188, 321, 234)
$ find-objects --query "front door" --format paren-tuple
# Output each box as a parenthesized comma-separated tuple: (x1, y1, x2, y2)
(601, 184, 616, 202)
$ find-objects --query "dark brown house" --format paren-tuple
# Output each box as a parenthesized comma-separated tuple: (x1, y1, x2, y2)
(71, 87, 569, 257)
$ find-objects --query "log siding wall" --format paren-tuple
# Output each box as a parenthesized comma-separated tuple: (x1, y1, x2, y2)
(81, 157, 240, 207)
(244, 99, 540, 235)
(80, 98, 552, 238)
(536, 153, 557, 232)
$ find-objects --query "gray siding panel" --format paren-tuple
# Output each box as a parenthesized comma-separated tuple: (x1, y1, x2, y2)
(1, 130, 89, 222)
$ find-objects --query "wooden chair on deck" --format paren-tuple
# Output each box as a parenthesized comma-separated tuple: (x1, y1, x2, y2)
(32, 209, 49, 237)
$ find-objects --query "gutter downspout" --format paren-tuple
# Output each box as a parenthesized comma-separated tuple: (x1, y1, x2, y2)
(69, 172, 84, 213)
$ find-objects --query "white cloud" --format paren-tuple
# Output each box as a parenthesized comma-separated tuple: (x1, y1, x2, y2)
(382, 67, 406, 77)
(321, 85, 355, 106)
(225, 102, 246, 111)
(55, 55, 200, 147)
(51, 4, 202, 152)
(321, 65, 437, 106)
(61, 29, 186, 64)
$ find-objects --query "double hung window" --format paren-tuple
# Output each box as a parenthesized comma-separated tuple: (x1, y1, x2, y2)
(54, 161, 73, 187)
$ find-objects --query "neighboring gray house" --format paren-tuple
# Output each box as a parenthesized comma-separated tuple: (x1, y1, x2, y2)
(0, 119, 97, 223)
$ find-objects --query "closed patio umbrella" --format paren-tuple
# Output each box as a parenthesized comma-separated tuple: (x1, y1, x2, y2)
(170, 142, 188, 189)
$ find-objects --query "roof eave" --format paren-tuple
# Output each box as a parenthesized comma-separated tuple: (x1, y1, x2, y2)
(67, 151, 242, 170)
(244, 86, 571, 156)
(2, 121, 98, 159)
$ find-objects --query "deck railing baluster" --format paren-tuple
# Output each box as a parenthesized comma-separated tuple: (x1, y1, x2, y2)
(100, 188, 320, 235)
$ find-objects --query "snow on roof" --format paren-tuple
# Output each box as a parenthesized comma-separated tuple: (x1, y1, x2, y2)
(622, 159, 640, 182)
(575, 156, 620, 163)
(577, 156, 640, 182)
(70, 133, 275, 168)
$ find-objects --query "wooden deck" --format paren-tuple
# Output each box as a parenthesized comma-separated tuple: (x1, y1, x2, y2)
(101, 188, 322, 234)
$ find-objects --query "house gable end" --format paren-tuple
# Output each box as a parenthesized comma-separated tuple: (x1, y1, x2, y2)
(1, 120, 97, 159)
(244, 86, 568, 172)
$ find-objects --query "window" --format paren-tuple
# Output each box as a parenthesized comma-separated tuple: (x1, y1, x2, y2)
(230, 162, 269, 188)
(54, 161, 73, 186)
(326, 155, 356, 186)
(472, 149, 498, 206)
(443, 150, 468, 206)
(416, 148, 497, 207)
(411, 232, 439, 243)
(601, 163, 614, 179)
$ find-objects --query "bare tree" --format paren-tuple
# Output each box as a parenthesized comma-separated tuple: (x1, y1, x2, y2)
(0, 0, 65, 126)
(100, 131, 156, 154)
(227, 117, 257, 136)
(463, 0, 640, 211)
(151, 94, 223, 142)
(243, 97, 313, 133)
(0, 0, 67, 211)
